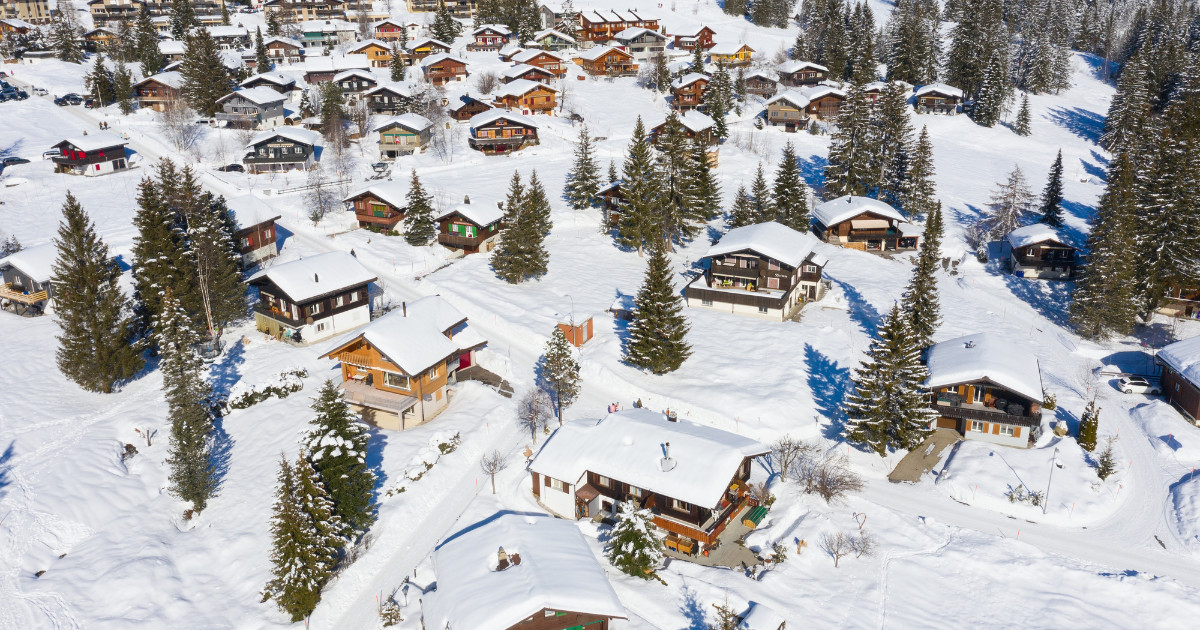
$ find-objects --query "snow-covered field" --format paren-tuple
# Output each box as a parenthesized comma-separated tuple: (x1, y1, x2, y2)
(3, 0, 1200, 628)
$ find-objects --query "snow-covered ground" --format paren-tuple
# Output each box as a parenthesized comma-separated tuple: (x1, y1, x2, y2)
(3, 0, 1200, 628)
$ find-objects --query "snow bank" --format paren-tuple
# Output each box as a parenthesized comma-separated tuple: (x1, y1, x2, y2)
(1173, 475, 1200, 556)
(1131, 402, 1200, 463)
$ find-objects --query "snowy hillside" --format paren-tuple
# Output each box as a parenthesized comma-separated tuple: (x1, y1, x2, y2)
(3, 0, 1200, 628)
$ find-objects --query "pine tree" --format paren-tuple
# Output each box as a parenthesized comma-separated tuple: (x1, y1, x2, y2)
(255, 26, 271, 73)
(791, 26, 810, 60)
(220, 0, 230, 25)
(723, 0, 748, 17)
(87, 55, 115, 107)
(318, 80, 347, 146)
(750, 162, 774, 223)
(114, 61, 135, 114)
(491, 172, 526, 283)
(728, 185, 755, 229)
(306, 380, 376, 536)
(53, 192, 144, 393)
(884, 0, 941, 84)
(623, 242, 691, 374)
(188, 193, 246, 338)
(565, 125, 601, 211)
(134, 6, 165, 76)
(981, 165, 1034, 240)
(50, 10, 83, 63)
(131, 176, 195, 334)
(181, 28, 228, 116)
(900, 205, 942, 348)
(431, 0, 461, 43)
(616, 118, 661, 256)
(1014, 93, 1032, 136)
(689, 136, 721, 224)
(608, 160, 618, 184)
(653, 112, 703, 248)
(1038, 150, 1065, 226)
(842, 304, 935, 456)
(500, 169, 524, 223)
(541, 327, 581, 425)
(826, 83, 876, 197)
(1077, 399, 1099, 452)
(389, 43, 405, 82)
(170, 0, 197, 40)
(266, 9, 281, 37)
(690, 41, 705, 73)
(520, 170, 552, 276)
(262, 454, 344, 623)
(606, 500, 664, 578)
(903, 125, 937, 218)
(158, 288, 217, 512)
(402, 170, 437, 246)
(1070, 151, 1140, 339)
(972, 44, 1010, 127)
(1101, 54, 1152, 156)
(773, 142, 809, 231)
(945, 0, 1004, 101)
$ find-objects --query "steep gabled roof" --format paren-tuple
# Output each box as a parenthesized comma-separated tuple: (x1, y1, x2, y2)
(246, 126, 321, 148)
(321, 295, 473, 374)
(1006, 223, 1077, 249)
(512, 48, 565, 64)
(776, 59, 828, 74)
(670, 72, 710, 89)
(613, 26, 666, 41)
(575, 45, 630, 61)
(436, 202, 504, 227)
(344, 181, 409, 209)
(407, 37, 451, 51)
(705, 221, 821, 269)
(134, 71, 184, 90)
(225, 195, 281, 230)
(765, 89, 810, 110)
(709, 41, 753, 55)
(502, 63, 554, 80)
(332, 68, 377, 83)
(812, 195, 907, 228)
(468, 109, 538, 129)
(649, 110, 714, 134)
(370, 112, 434, 134)
(914, 82, 964, 98)
(420, 52, 466, 67)
(239, 72, 296, 88)
(924, 333, 1043, 402)
(349, 38, 391, 53)
(218, 86, 286, 106)
(0, 243, 57, 284)
(534, 28, 576, 43)
(472, 23, 512, 36)
(247, 251, 376, 303)
(493, 78, 557, 98)
(305, 54, 371, 73)
(53, 132, 128, 153)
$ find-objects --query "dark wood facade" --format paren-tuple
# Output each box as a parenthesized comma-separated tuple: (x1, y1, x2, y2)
(250, 277, 370, 342)
(505, 608, 617, 630)
(449, 95, 492, 121)
(671, 76, 709, 111)
(244, 133, 316, 173)
(438, 209, 503, 253)
(577, 48, 637, 76)
(916, 89, 962, 114)
(422, 56, 468, 85)
(743, 72, 778, 97)
(1010, 240, 1078, 279)
(576, 9, 659, 43)
(346, 190, 405, 229)
(672, 26, 715, 51)
(814, 211, 919, 252)
(930, 383, 1041, 438)
(779, 65, 827, 87)
(366, 86, 418, 115)
(1160, 362, 1200, 421)
(468, 115, 539, 154)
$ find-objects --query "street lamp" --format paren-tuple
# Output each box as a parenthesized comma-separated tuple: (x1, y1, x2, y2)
(1043, 446, 1063, 515)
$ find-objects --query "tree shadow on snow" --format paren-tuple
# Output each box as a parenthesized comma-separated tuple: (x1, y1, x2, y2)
(1080, 150, 1109, 184)
(1059, 201, 1095, 239)
(366, 428, 388, 500)
(805, 344, 851, 441)
(677, 586, 708, 630)
(1047, 107, 1106, 145)
(832, 278, 882, 336)
(999, 274, 1074, 328)
(0, 441, 13, 500)
(1078, 52, 1118, 82)
(273, 223, 294, 253)
(435, 509, 550, 550)
(208, 407, 235, 497)
(798, 153, 828, 194)
(207, 337, 245, 402)
(0, 139, 24, 158)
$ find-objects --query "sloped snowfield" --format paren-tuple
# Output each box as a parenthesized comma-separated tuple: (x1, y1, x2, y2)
(3, 0, 1200, 628)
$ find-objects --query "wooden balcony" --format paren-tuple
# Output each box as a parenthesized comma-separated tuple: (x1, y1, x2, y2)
(0, 283, 48, 304)
(355, 211, 403, 228)
(710, 263, 761, 280)
(253, 302, 303, 326)
(932, 401, 1041, 427)
(337, 351, 398, 371)
(439, 232, 491, 249)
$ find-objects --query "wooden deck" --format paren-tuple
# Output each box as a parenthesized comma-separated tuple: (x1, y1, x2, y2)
(0, 283, 48, 304)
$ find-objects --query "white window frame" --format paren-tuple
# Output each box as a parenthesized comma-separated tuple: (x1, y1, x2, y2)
(307, 303, 321, 316)
(970, 420, 985, 432)
(670, 498, 689, 511)
(999, 425, 1015, 437)
(385, 372, 410, 390)
(596, 475, 610, 487)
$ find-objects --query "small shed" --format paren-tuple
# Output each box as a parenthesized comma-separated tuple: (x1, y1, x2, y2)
(608, 294, 636, 321)
(556, 315, 593, 347)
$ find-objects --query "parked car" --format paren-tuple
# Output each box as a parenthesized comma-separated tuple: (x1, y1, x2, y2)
(217, 163, 244, 172)
(53, 96, 69, 106)
(62, 93, 83, 105)
(371, 162, 388, 173)
(1, 157, 31, 166)
(1118, 376, 1161, 395)
(84, 98, 97, 108)
(42, 150, 60, 160)
(13, 89, 28, 100)
(32, 87, 48, 96)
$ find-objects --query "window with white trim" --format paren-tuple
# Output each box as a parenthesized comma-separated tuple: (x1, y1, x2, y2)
(335, 295, 345, 307)
(385, 372, 410, 389)
(970, 421, 985, 432)
(999, 425, 1015, 437)
(628, 485, 644, 498)
(307, 303, 321, 315)
(670, 498, 690, 511)
(548, 478, 567, 492)
(596, 475, 611, 487)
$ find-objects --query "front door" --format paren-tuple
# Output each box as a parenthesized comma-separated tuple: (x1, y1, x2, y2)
(459, 351, 472, 369)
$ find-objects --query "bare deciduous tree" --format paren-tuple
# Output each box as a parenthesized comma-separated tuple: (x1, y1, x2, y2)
(474, 70, 498, 94)
(480, 450, 509, 494)
(770, 435, 818, 480)
(850, 530, 877, 559)
(519, 389, 554, 444)
(790, 449, 864, 504)
(820, 531, 852, 568)
(159, 97, 203, 153)
(304, 164, 338, 225)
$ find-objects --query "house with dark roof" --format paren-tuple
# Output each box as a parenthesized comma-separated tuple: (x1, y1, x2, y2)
(50, 133, 130, 176)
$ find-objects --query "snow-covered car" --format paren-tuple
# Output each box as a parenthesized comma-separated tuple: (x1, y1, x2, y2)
(32, 87, 48, 96)
(1118, 376, 1161, 395)
(217, 164, 244, 172)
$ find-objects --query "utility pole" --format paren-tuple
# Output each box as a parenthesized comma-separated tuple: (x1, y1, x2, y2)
(1043, 446, 1062, 515)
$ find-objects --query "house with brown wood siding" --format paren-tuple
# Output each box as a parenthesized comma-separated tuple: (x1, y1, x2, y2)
(511, 49, 568, 77)
(1156, 337, 1200, 423)
(246, 251, 375, 344)
(468, 110, 539, 154)
(914, 83, 964, 114)
(574, 45, 636, 76)
(576, 8, 658, 44)
(133, 71, 184, 112)
(670, 72, 710, 111)
(421, 53, 468, 85)
(812, 195, 921, 253)
(436, 200, 504, 254)
(343, 182, 408, 230)
(775, 59, 828, 86)
(492, 79, 558, 115)
(0, 243, 55, 316)
(226, 195, 281, 266)
(673, 25, 716, 51)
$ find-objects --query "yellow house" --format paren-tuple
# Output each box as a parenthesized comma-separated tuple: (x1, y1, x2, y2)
(350, 39, 394, 68)
(708, 42, 754, 66)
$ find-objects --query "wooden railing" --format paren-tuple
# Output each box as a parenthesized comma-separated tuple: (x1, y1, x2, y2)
(337, 351, 397, 371)
(0, 283, 48, 304)
(932, 402, 1041, 427)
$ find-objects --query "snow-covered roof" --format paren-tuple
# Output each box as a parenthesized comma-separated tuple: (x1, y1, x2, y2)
(739, 602, 787, 630)
(1158, 336, 1200, 388)
(649, 110, 714, 134)
(776, 59, 827, 74)
(364, 81, 418, 97)
(305, 54, 370, 73)
(424, 513, 626, 630)
(345, 181, 408, 209)
(225, 195, 281, 230)
(709, 41, 753, 55)
(247, 251, 376, 303)
(502, 63, 552, 79)
(493, 78, 556, 98)
(0, 18, 34, 30)
(915, 83, 964, 99)
(323, 295, 472, 374)
(512, 48, 565, 64)
(473, 23, 512, 35)
(530, 408, 769, 508)
(743, 69, 778, 82)
(135, 71, 184, 90)
(332, 68, 377, 83)
(373, 17, 417, 29)
(862, 80, 891, 92)
(670, 72, 710, 89)
(0, 243, 57, 284)
(765, 89, 810, 110)
(705, 221, 820, 269)
(218, 86, 285, 106)
(371, 112, 433, 133)
(264, 36, 302, 48)
(613, 26, 666, 41)
(575, 45, 629, 61)
(54, 132, 127, 152)
(239, 72, 296, 88)
(468, 109, 538, 129)
(299, 19, 355, 33)
(801, 84, 846, 101)
(1006, 223, 1076, 249)
(534, 28, 576, 43)
(924, 333, 1043, 402)
(246, 127, 321, 148)
(349, 38, 390, 53)
(436, 202, 503, 227)
(420, 52, 465, 67)
(207, 25, 247, 38)
(812, 195, 907, 228)
(499, 44, 524, 58)
(158, 39, 187, 55)
(408, 37, 451, 51)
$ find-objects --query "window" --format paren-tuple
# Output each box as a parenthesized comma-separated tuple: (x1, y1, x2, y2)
(549, 478, 567, 492)
(758, 305, 769, 313)
(315, 322, 326, 332)
(385, 372, 410, 389)
(628, 485, 644, 498)
(240, 237, 251, 248)
(429, 365, 438, 378)
(999, 425, 1015, 437)
(767, 277, 780, 289)
(335, 295, 345, 307)
(971, 421, 985, 432)
(596, 475, 611, 487)
(701, 299, 713, 306)
(804, 264, 818, 273)
(307, 303, 321, 316)
(347, 290, 357, 302)
(671, 498, 690, 511)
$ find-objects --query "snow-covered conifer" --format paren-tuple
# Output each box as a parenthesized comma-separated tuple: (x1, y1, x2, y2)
(606, 500, 664, 578)
(402, 170, 437, 246)
(773, 142, 809, 231)
(750, 162, 775, 224)
(305, 380, 377, 536)
(616, 117, 661, 256)
(1038, 150, 1065, 226)
(1014, 93, 1032, 136)
(900, 205, 943, 349)
(565, 125, 601, 211)
(728, 185, 755, 229)
(540, 327, 580, 425)
(623, 242, 691, 374)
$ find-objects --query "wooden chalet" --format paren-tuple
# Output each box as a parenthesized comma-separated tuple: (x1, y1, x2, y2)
(742, 70, 778, 97)
(364, 82, 419, 115)
(405, 0, 472, 17)
(133, 71, 183, 112)
(420, 53, 468, 86)
(303, 54, 371, 83)
(510, 49, 568, 78)
(423, 514, 627, 630)
(436, 199, 504, 254)
(158, 39, 186, 63)
(925, 333, 1044, 448)
(775, 60, 828, 87)
(239, 72, 298, 95)
(349, 39, 394, 68)
(529, 408, 769, 553)
(406, 37, 451, 62)
(1006, 224, 1078, 280)
(216, 87, 286, 129)
(576, 9, 659, 44)
(673, 25, 716, 51)
(51, 133, 130, 177)
(372, 113, 433, 159)
(372, 17, 420, 43)
(468, 24, 510, 51)
(684, 222, 828, 320)
(597, 180, 623, 226)
(247, 250, 375, 344)
(499, 44, 525, 62)
(226, 195, 281, 267)
(501, 63, 556, 84)
(207, 25, 249, 50)
(611, 26, 667, 64)
(87, 0, 140, 27)
(574, 45, 636, 77)
(811, 195, 921, 253)
(765, 86, 846, 129)
(532, 27, 576, 51)
(914, 83, 963, 114)
(0, 243, 55, 316)
(467, 110, 539, 154)
(1160, 286, 1200, 318)
(332, 68, 378, 95)
(83, 27, 118, 51)
(344, 182, 407, 230)
(321, 295, 485, 429)
(263, 0, 347, 22)
(1156, 337, 1200, 423)
(492, 79, 557, 115)
(448, 94, 492, 121)
(649, 110, 716, 147)
(861, 80, 891, 103)
(708, 42, 753, 66)
(263, 36, 304, 64)
(242, 127, 321, 173)
(300, 19, 356, 50)
(669, 72, 710, 111)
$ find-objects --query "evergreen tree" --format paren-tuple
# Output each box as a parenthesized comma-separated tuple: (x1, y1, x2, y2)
(52, 192, 144, 393)
(266, 9, 281, 37)
(181, 29, 228, 116)
(389, 43, 405, 82)
(690, 41, 705, 73)
(653, 112, 700, 249)
(131, 176, 195, 334)
(972, 44, 1011, 127)
(114, 61, 135, 115)
(616, 118, 661, 256)
(492, 170, 551, 282)
(564, 125, 601, 211)
(306, 380, 376, 536)
(649, 50, 671, 92)
(728, 184, 755, 229)
(1077, 399, 1099, 452)
(826, 82, 876, 196)
(870, 82, 915, 205)
(558, 0, 578, 39)
(188, 193, 246, 338)
(170, 0, 198, 40)
(255, 26, 272, 73)
(750, 162, 774, 223)
(606, 500, 664, 578)
(791, 25, 810, 60)
(134, 6, 165, 76)
(262, 454, 344, 623)
(945, 0, 1005, 101)
(1070, 151, 1140, 339)
(902, 125, 937, 218)
(688, 136, 721, 224)
(623, 241, 691, 374)
(608, 160, 618, 184)
(87, 54, 115, 107)
(541, 327, 581, 425)
(842, 304, 935, 455)
(157, 288, 217, 512)
(1101, 54, 1152, 156)
(884, 0, 941, 84)
(900, 205, 942, 348)
(773, 142, 809, 231)
(521, 170, 552, 273)
(317, 80, 347, 146)
(1038, 150, 1065, 226)
(1014, 93, 1032, 136)
(723, 0, 748, 17)
(220, 0, 230, 25)
(492, 172, 526, 282)
(500, 169, 524, 223)
(981, 165, 1034, 240)
(50, 10, 83, 63)
(431, 0, 461, 43)
(402, 170, 437, 246)
(847, 1, 879, 84)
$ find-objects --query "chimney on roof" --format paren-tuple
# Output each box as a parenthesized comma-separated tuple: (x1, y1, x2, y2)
(660, 442, 676, 472)
(463, 194, 470, 204)
(496, 546, 510, 570)
(402, 301, 407, 317)
(313, 273, 319, 282)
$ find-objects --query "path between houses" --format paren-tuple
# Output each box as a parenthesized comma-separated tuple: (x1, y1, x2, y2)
(887, 429, 961, 483)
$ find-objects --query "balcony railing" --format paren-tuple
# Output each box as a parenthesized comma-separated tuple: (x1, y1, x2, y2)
(253, 302, 303, 326)
(710, 263, 760, 279)
(1013, 253, 1076, 266)
(439, 232, 492, 248)
(0, 283, 48, 304)
(932, 401, 1041, 427)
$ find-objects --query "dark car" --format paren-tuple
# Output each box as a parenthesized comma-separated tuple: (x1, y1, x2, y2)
(53, 96, 69, 106)
(217, 163, 245, 172)
(62, 93, 83, 105)
(84, 98, 97, 108)
(1, 157, 30, 166)
(13, 89, 27, 100)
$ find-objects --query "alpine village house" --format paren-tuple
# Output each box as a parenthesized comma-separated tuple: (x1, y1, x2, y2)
(1006, 224, 1079, 280)
(344, 182, 408, 231)
(215, 87, 287, 129)
(468, 110, 539, 154)
(320, 295, 487, 430)
(51, 132, 129, 176)
(811, 195, 921, 253)
(914, 83, 964, 114)
(684, 222, 828, 321)
(372, 113, 434, 159)
(247, 250, 376, 344)
(1156, 336, 1200, 423)
(529, 408, 770, 555)
(133, 71, 184, 112)
(437, 199, 505, 254)
(924, 333, 1045, 448)
(242, 127, 321, 173)
(226, 195, 281, 267)
(0, 243, 56, 316)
